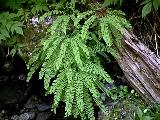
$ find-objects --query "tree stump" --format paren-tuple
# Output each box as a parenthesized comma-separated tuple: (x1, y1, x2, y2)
(115, 30, 160, 104)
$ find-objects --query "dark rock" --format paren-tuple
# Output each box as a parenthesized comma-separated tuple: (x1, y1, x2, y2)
(23, 95, 42, 109)
(36, 112, 51, 120)
(18, 74, 27, 81)
(0, 81, 30, 109)
(0, 75, 9, 82)
(3, 62, 14, 72)
(36, 103, 51, 112)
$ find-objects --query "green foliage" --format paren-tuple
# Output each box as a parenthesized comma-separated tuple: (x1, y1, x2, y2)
(30, 0, 49, 15)
(130, 104, 160, 120)
(0, 12, 23, 41)
(103, 0, 123, 7)
(27, 1, 131, 119)
(2, 0, 27, 10)
(135, 107, 152, 120)
(141, 0, 160, 17)
(108, 85, 129, 100)
(1, 0, 49, 16)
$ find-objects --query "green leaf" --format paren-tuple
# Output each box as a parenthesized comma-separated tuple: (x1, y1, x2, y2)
(137, 107, 143, 118)
(0, 34, 6, 40)
(15, 27, 23, 35)
(31, 7, 37, 15)
(142, 2, 152, 17)
(10, 48, 17, 56)
(0, 28, 10, 38)
(140, 0, 151, 5)
(143, 116, 152, 120)
(153, 0, 160, 11)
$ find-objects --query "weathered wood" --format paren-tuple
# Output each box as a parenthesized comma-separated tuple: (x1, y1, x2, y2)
(115, 30, 160, 103)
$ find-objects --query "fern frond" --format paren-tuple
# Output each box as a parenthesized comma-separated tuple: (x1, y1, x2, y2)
(83, 74, 106, 113)
(81, 15, 96, 40)
(83, 87, 95, 120)
(84, 61, 112, 83)
(64, 67, 75, 116)
(70, 0, 77, 10)
(75, 72, 84, 112)
(55, 40, 68, 71)
(61, 16, 70, 35)
(70, 38, 84, 70)
(100, 18, 112, 46)
(76, 40, 90, 61)
(73, 11, 94, 27)
(51, 70, 67, 109)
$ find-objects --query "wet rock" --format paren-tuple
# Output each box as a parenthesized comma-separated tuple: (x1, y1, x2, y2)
(35, 103, 51, 112)
(0, 81, 30, 109)
(19, 112, 36, 120)
(36, 112, 51, 120)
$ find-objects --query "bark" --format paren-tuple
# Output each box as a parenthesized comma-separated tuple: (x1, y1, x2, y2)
(115, 30, 160, 104)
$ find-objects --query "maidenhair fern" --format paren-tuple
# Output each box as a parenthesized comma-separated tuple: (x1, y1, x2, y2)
(27, 1, 131, 120)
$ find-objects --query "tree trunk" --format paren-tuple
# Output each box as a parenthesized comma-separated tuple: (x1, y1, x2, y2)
(115, 30, 160, 104)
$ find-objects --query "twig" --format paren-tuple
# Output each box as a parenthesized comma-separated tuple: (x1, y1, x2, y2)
(154, 34, 160, 58)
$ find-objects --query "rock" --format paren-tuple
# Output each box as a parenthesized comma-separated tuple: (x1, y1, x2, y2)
(23, 95, 41, 109)
(36, 112, 51, 120)
(3, 62, 14, 72)
(36, 103, 51, 112)
(18, 74, 27, 81)
(0, 81, 30, 109)
(121, 109, 127, 118)
(0, 75, 9, 82)
(19, 112, 36, 120)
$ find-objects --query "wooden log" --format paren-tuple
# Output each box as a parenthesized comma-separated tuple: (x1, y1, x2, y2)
(115, 30, 160, 103)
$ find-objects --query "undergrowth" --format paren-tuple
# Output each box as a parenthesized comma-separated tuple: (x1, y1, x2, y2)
(2, 0, 159, 120)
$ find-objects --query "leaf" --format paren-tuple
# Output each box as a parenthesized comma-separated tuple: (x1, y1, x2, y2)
(103, 0, 116, 6)
(153, 0, 160, 11)
(10, 22, 23, 34)
(6, 21, 14, 31)
(0, 34, 6, 40)
(142, 2, 152, 17)
(31, 7, 37, 15)
(0, 28, 10, 38)
(136, 107, 143, 118)
(140, 0, 151, 5)
(10, 48, 17, 56)
(143, 116, 152, 120)
(15, 27, 23, 35)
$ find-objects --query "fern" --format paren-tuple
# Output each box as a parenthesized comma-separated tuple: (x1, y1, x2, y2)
(27, 2, 131, 120)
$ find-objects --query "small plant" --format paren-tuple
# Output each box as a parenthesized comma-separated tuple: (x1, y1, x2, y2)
(141, 0, 160, 17)
(0, 12, 23, 41)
